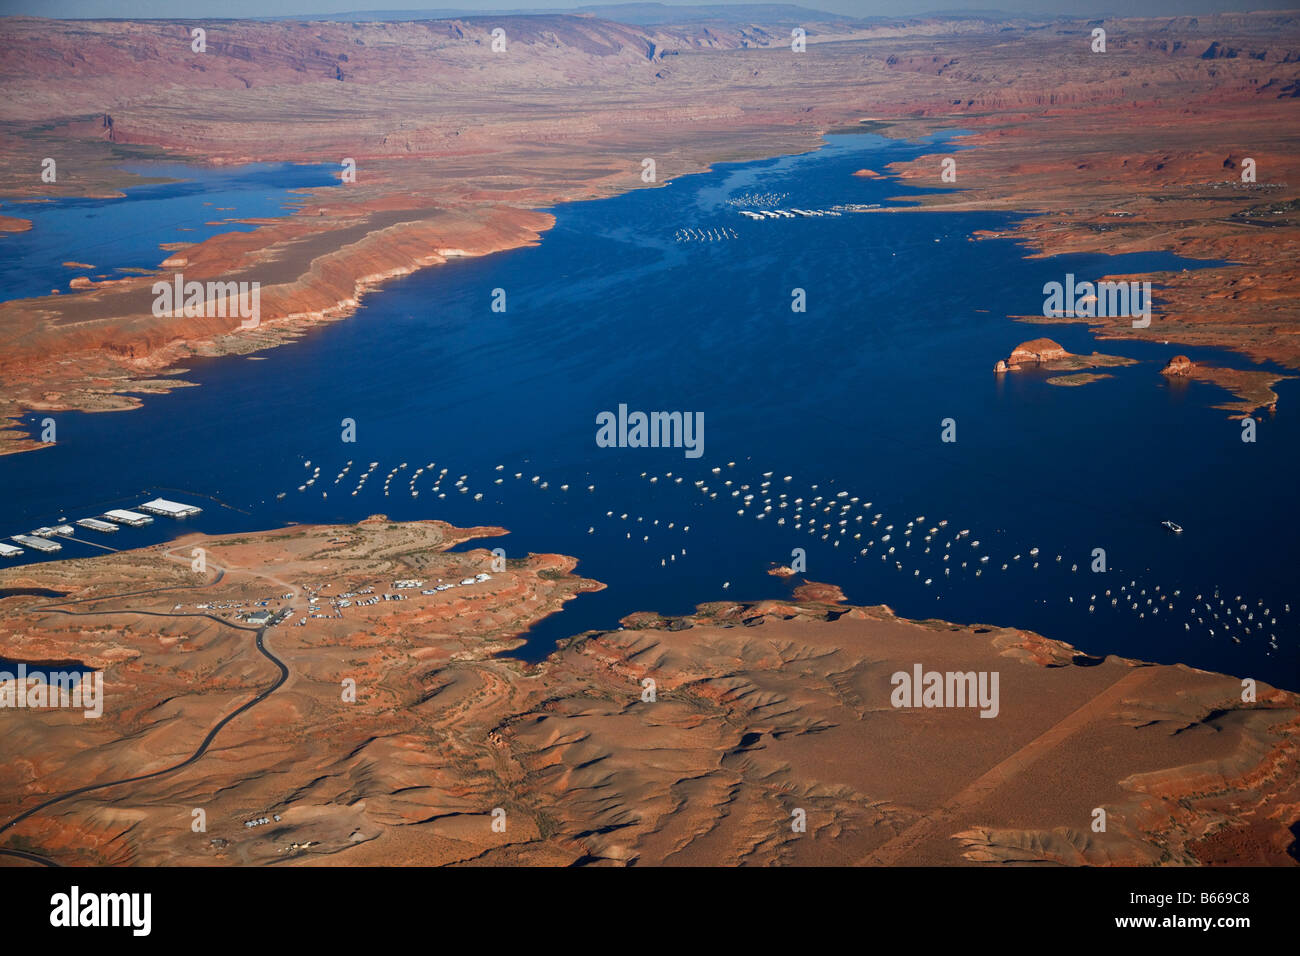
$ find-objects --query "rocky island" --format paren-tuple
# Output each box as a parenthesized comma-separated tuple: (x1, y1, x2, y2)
(995, 337, 1136, 379)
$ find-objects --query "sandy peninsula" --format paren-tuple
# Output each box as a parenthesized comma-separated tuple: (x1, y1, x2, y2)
(0, 519, 1294, 866)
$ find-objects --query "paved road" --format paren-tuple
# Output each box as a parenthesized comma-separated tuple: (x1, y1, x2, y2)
(0, 562, 289, 866)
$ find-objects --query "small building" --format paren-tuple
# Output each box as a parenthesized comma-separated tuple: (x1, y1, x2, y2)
(246, 610, 273, 626)
(138, 498, 202, 518)
(12, 534, 60, 553)
(103, 509, 153, 527)
(76, 518, 118, 533)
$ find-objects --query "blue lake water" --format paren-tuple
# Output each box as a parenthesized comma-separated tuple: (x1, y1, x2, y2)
(0, 162, 339, 303)
(1, 133, 1296, 691)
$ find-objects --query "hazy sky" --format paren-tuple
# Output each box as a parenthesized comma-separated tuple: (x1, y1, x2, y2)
(0, 0, 1274, 19)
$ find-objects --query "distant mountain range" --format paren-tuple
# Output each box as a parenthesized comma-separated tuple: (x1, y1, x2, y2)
(265, 4, 1018, 26)
(273, 5, 859, 24)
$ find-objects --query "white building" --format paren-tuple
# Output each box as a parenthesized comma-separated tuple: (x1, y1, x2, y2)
(104, 509, 153, 527)
(138, 498, 203, 518)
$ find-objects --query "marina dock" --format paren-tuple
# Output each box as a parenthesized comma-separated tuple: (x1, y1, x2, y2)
(3, 497, 202, 562)
(76, 518, 119, 533)
(30, 525, 74, 538)
(103, 509, 153, 527)
(11, 534, 61, 553)
(138, 498, 203, 518)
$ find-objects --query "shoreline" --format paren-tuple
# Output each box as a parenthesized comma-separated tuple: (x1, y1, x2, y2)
(0, 144, 830, 456)
(2, 495, 1295, 696)
(0, 14, 1297, 454)
(0, 120, 1288, 453)
(1, 518, 1294, 866)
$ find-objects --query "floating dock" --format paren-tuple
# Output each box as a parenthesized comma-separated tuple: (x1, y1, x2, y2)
(138, 498, 202, 518)
(12, 534, 61, 553)
(76, 518, 119, 533)
(103, 509, 153, 527)
(0, 543, 22, 558)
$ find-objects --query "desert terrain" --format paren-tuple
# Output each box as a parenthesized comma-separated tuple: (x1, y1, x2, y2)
(0, 518, 1295, 866)
(0, 11, 1297, 449)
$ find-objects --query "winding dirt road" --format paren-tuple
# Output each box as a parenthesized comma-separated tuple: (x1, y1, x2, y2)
(0, 556, 292, 866)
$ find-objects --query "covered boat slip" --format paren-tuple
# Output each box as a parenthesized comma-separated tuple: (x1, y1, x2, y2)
(0, 498, 207, 560)
(103, 509, 153, 527)
(138, 498, 202, 518)
(75, 518, 118, 533)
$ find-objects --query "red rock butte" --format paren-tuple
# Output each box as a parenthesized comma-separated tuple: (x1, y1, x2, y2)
(1006, 338, 1070, 367)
